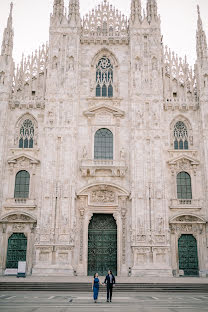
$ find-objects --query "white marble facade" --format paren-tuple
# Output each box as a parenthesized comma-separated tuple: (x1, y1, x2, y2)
(0, 0, 208, 277)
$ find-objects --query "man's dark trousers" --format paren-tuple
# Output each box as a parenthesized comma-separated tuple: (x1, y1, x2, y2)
(107, 283, 113, 301)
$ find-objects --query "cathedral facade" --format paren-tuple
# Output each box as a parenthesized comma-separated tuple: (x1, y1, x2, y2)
(0, 0, 208, 277)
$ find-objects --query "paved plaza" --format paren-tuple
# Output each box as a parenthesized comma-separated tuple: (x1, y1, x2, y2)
(0, 291, 208, 312)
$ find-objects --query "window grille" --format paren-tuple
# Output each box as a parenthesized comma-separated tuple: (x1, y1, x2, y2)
(96, 57, 113, 98)
(177, 172, 192, 199)
(14, 170, 30, 199)
(174, 121, 188, 150)
(94, 128, 113, 159)
(19, 119, 34, 148)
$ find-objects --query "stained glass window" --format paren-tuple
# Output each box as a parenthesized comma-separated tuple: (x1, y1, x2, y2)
(14, 170, 30, 199)
(174, 121, 188, 150)
(94, 128, 113, 159)
(19, 119, 34, 148)
(96, 57, 113, 98)
(177, 172, 192, 199)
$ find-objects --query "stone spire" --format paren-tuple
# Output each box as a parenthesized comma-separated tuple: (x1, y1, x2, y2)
(1, 2, 14, 57)
(146, 0, 158, 23)
(68, 0, 80, 27)
(196, 5, 207, 62)
(131, 0, 142, 24)
(53, 0, 64, 17)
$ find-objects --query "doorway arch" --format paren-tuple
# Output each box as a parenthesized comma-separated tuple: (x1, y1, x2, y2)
(88, 214, 117, 276)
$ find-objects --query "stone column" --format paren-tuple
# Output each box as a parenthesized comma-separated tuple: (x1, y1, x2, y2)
(76, 196, 86, 275)
(1, 224, 7, 273)
(120, 197, 128, 276)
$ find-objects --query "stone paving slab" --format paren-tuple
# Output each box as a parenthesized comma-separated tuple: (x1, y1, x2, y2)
(0, 291, 208, 312)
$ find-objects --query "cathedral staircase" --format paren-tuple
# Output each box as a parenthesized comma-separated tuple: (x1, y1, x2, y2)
(0, 281, 208, 292)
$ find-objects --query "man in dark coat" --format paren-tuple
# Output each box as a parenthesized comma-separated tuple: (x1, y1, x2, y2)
(104, 270, 116, 302)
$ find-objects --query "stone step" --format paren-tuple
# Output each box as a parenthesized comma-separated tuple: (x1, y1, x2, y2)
(0, 282, 208, 292)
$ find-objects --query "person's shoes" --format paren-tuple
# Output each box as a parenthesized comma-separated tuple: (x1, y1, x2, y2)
(110, 300, 112, 302)
(106, 300, 109, 302)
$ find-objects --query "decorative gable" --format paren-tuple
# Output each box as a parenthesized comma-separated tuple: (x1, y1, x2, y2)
(83, 104, 125, 118)
(8, 154, 40, 169)
(168, 155, 199, 175)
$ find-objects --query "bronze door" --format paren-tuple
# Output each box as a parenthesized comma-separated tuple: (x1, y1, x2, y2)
(88, 214, 117, 276)
(178, 234, 199, 276)
(6, 233, 27, 269)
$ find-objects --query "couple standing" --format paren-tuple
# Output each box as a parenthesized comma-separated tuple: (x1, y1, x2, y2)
(92, 270, 115, 303)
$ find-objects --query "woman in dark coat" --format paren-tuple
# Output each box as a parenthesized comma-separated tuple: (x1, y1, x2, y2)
(92, 272, 102, 303)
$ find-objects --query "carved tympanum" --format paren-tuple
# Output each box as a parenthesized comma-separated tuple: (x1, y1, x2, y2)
(175, 215, 199, 222)
(91, 190, 115, 203)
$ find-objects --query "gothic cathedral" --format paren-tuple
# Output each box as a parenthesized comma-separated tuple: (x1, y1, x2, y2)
(0, 0, 208, 277)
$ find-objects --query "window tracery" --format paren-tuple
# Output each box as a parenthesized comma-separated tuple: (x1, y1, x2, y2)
(96, 56, 113, 97)
(174, 121, 188, 150)
(19, 119, 34, 149)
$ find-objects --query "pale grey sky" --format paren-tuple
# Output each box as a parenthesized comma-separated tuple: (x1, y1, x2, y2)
(0, 0, 208, 67)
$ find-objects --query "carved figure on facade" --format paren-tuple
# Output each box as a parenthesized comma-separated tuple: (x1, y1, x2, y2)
(0, 71, 5, 85)
(67, 56, 74, 71)
(91, 190, 115, 203)
(156, 216, 164, 233)
(82, 146, 88, 159)
(120, 148, 126, 160)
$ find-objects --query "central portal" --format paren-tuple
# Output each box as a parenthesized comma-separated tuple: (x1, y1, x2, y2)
(88, 214, 117, 276)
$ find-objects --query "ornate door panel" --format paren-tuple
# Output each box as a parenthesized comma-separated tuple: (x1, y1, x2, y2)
(6, 233, 27, 269)
(178, 234, 199, 276)
(88, 214, 117, 276)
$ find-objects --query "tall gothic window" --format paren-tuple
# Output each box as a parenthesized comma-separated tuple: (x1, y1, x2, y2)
(174, 121, 188, 150)
(96, 57, 113, 97)
(94, 128, 113, 160)
(177, 172, 192, 199)
(14, 170, 30, 199)
(19, 119, 34, 148)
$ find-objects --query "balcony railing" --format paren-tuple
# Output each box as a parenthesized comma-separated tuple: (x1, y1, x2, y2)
(80, 159, 127, 177)
(170, 199, 202, 209)
(4, 198, 36, 209)
(15, 198, 27, 204)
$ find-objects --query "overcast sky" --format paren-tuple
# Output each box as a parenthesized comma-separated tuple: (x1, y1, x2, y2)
(0, 0, 208, 67)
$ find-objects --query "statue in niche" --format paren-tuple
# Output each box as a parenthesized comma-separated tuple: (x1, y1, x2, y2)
(152, 57, 158, 71)
(135, 57, 142, 89)
(137, 110, 144, 127)
(135, 58, 141, 71)
(0, 71, 5, 84)
(157, 216, 164, 233)
(67, 56, 74, 71)
(82, 146, 87, 159)
(52, 56, 58, 70)
(120, 148, 126, 160)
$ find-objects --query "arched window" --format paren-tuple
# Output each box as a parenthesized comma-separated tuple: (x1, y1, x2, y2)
(96, 56, 113, 98)
(177, 172, 192, 199)
(19, 119, 34, 148)
(14, 170, 30, 199)
(94, 128, 113, 160)
(174, 121, 188, 150)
